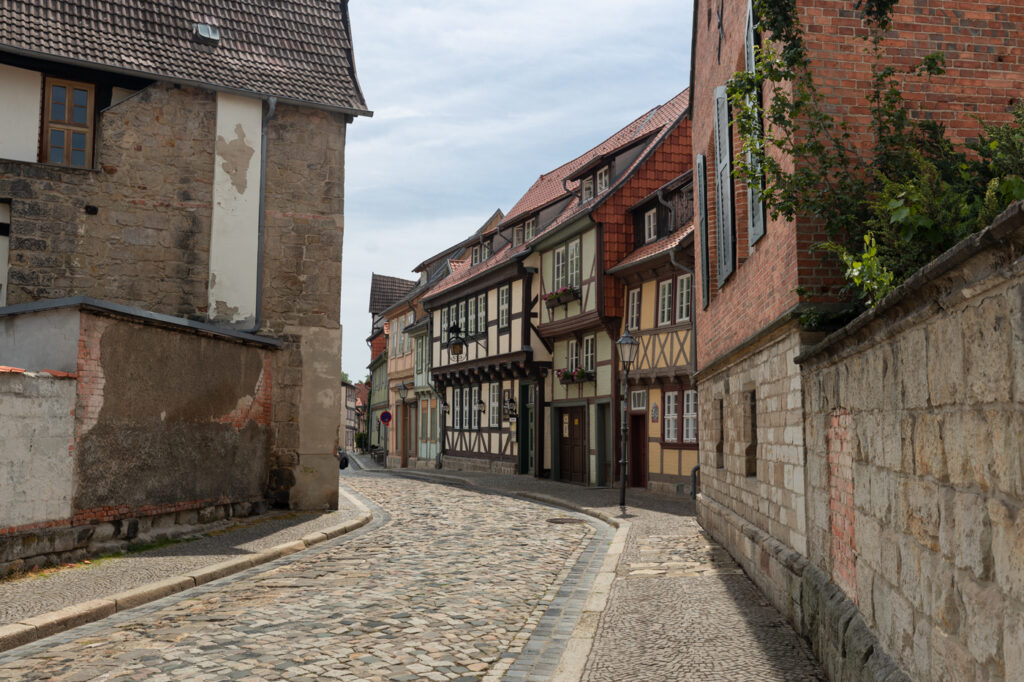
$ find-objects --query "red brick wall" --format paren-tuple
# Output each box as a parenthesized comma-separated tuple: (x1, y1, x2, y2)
(594, 117, 693, 318)
(692, 0, 1024, 368)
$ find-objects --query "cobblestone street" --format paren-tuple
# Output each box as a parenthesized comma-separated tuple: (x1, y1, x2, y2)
(0, 472, 605, 681)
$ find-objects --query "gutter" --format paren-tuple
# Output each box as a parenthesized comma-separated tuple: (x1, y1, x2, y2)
(241, 96, 277, 333)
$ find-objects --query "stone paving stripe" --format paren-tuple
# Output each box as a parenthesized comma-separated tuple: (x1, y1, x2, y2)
(0, 509, 373, 655)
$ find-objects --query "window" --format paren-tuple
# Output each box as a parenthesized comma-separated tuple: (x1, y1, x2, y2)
(596, 166, 609, 193)
(582, 177, 594, 202)
(583, 335, 595, 373)
(746, 391, 758, 477)
(415, 337, 424, 374)
(567, 239, 581, 289)
(429, 400, 437, 441)
(553, 246, 566, 289)
(697, 154, 710, 310)
(568, 339, 579, 370)
(420, 400, 428, 440)
(482, 242, 491, 259)
(441, 308, 449, 344)
(453, 389, 461, 429)
(458, 301, 467, 336)
(468, 298, 476, 335)
(746, 0, 766, 245)
(462, 387, 471, 432)
(43, 78, 94, 168)
(489, 383, 500, 427)
(405, 313, 413, 355)
(514, 226, 524, 246)
(498, 285, 510, 328)
(472, 245, 481, 265)
(658, 280, 673, 326)
(714, 85, 735, 285)
(665, 392, 679, 442)
(630, 390, 647, 411)
(471, 386, 480, 429)
(627, 288, 641, 330)
(449, 304, 457, 335)
(677, 274, 692, 323)
(644, 208, 657, 243)
(477, 293, 486, 332)
(683, 390, 697, 443)
(524, 217, 536, 241)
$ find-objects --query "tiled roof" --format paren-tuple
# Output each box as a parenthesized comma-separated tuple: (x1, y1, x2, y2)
(608, 224, 694, 273)
(501, 89, 689, 228)
(0, 0, 370, 114)
(368, 273, 417, 315)
(424, 240, 529, 300)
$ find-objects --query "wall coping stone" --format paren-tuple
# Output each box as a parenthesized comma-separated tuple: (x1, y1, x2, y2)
(796, 200, 1024, 365)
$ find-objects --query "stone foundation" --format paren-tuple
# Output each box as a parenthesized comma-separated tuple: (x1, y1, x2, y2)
(441, 455, 517, 476)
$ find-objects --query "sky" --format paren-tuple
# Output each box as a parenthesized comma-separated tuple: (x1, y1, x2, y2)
(341, 0, 694, 379)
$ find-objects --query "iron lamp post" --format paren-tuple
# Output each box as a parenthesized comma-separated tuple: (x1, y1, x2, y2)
(615, 329, 639, 514)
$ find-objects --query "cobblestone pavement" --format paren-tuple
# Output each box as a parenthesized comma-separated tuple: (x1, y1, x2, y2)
(396, 470, 826, 681)
(0, 472, 605, 681)
(0, 506, 362, 626)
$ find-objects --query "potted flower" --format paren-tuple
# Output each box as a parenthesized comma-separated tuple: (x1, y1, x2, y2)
(544, 286, 581, 308)
(556, 366, 594, 384)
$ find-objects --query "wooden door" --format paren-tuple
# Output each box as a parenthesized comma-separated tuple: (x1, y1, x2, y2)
(559, 407, 586, 483)
(629, 414, 647, 488)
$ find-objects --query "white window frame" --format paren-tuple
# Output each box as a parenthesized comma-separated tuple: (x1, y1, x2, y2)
(665, 391, 679, 443)
(453, 388, 461, 429)
(462, 387, 471, 432)
(567, 239, 581, 289)
(658, 280, 673, 326)
(683, 390, 697, 443)
(477, 293, 486, 332)
(581, 177, 594, 202)
(644, 208, 658, 243)
(583, 335, 595, 373)
(471, 386, 480, 429)
(472, 245, 480, 265)
(524, 217, 536, 241)
(458, 301, 466, 336)
(405, 313, 413, 355)
(676, 274, 692, 323)
(514, 226, 524, 246)
(415, 336, 424, 374)
(468, 297, 476, 335)
(596, 166, 609, 193)
(489, 383, 500, 427)
(630, 390, 647, 411)
(568, 339, 579, 371)
(498, 285, 510, 328)
(553, 246, 566, 289)
(627, 288, 641, 331)
(441, 308, 449, 345)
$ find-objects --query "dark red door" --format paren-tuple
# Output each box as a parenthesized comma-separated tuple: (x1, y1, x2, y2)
(559, 407, 587, 483)
(629, 414, 647, 488)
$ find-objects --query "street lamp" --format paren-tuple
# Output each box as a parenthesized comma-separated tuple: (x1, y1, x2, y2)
(448, 325, 466, 360)
(615, 329, 639, 514)
(504, 396, 518, 420)
(397, 382, 409, 402)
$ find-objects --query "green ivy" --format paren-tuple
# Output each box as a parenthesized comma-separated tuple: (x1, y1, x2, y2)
(729, 0, 1024, 308)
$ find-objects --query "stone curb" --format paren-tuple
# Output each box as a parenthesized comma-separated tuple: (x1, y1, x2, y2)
(380, 469, 630, 682)
(0, 499, 372, 655)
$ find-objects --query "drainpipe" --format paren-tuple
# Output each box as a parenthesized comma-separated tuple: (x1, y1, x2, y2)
(241, 96, 277, 333)
(562, 177, 582, 202)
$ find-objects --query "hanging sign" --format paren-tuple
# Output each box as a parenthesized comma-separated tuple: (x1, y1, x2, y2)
(380, 410, 392, 425)
(651, 403, 660, 423)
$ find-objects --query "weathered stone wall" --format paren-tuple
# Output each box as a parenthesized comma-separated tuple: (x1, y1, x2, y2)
(799, 203, 1024, 680)
(0, 370, 76, 533)
(0, 82, 215, 318)
(442, 455, 516, 476)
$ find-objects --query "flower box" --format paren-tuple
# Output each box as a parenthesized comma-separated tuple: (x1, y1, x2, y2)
(557, 369, 594, 384)
(544, 288, 581, 309)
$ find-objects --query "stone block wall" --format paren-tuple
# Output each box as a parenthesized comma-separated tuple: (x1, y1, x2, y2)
(798, 203, 1024, 680)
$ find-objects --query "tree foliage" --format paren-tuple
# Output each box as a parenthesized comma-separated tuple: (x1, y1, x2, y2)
(728, 0, 1024, 309)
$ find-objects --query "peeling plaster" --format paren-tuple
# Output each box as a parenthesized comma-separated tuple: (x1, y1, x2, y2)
(215, 123, 255, 194)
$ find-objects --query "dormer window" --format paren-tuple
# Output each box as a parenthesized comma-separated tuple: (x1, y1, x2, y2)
(472, 245, 481, 265)
(194, 23, 221, 45)
(644, 208, 658, 243)
(596, 166, 610, 193)
(524, 217, 536, 241)
(513, 226, 524, 246)
(581, 177, 595, 202)
(482, 241, 491, 259)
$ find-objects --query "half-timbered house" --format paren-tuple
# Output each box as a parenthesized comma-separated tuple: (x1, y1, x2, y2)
(528, 89, 692, 486)
(607, 172, 697, 495)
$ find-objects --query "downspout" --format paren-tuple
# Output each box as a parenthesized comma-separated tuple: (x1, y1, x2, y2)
(562, 177, 582, 202)
(242, 96, 277, 333)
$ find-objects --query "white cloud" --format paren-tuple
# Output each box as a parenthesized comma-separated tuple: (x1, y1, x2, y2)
(341, 0, 692, 377)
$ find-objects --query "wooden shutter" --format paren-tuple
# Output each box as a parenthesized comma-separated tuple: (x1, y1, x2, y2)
(697, 154, 710, 310)
(746, 0, 766, 245)
(713, 86, 734, 286)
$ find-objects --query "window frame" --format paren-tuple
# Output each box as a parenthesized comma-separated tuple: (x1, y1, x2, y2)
(524, 217, 536, 241)
(596, 166, 610, 193)
(630, 390, 647, 412)
(657, 279, 673, 327)
(42, 77, 95, 168)
(676, 274, 692, 323)
(476, 293, 486, 333)
(489, 383, 500, 427)
(582, 335, 595, 373)
(627, 288, 641, 331)
(644, 208, 658, 244)
(664, 391, 679, 443)
(498, 285, 510, 329)
(463, 387, 471, 432)
(441, 308, 449, 345)
(467, 297, 476, 335)
(683, 390, 697, 443)
(472, 245, 480, 265)
(513, 226, 524, 246)
(471, 386, 480, 430)
(458, 301, 467, 336)
(568, 339, 579, 371)
(581, 177, 595, 202)
(567, 238, 581, 289)
(453, 388, 461, 429)
(553, 246, 566, 289)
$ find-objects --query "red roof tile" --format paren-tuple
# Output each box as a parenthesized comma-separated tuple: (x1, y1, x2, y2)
(609, 224, 694, 273)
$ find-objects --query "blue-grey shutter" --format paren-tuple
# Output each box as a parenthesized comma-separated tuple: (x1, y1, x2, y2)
(746, 0, 766, 245)
(713, 86, 734, 285)
(697, 154, 710, 310)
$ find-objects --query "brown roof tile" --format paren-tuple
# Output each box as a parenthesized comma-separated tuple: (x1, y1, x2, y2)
(0, 0, 369, 113)
(369, 273, 417, 315)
